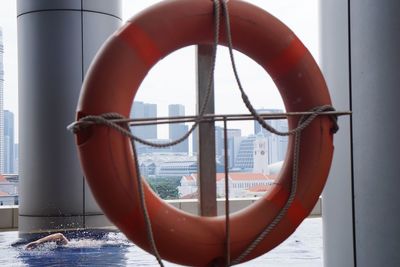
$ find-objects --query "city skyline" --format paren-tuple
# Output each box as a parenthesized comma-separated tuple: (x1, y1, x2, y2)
(0, 27, 17, 174)
(132, 101, 287, 140)
(132, 101, 288, 172)
(0, 1, 315, 171)
(0, 0, 320, 141)
(3, 110, 15, 173)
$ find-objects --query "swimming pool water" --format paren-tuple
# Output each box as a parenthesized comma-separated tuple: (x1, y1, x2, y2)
(0, 218, 322, 266)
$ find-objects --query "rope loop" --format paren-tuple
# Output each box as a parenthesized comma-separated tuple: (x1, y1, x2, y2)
(68, 107, 338, 142)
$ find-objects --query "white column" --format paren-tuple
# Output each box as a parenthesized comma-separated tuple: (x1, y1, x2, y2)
(17, 0, 121, 234)
(321, 0, 400, 266)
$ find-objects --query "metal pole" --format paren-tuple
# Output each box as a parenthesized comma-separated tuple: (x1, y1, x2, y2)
(196, 44, 217, 216)
(126, 111, 350, 127)
(223, 117, 230, 265)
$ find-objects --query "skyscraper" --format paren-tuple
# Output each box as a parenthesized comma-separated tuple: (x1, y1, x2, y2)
(168, 104, 185, 118)
(130, 101, 158, 139)
(168, 104, 188, 154)
(0, 28, 5, 173)
(254, 108, 288, 163)
(254, 108, 284, 136)
(226, 129, 242, 168)
(3, 110, 14, 173)
(233, 135, 256, 170)
(214, 126, 223, 157)
(13, 143, 18, 173)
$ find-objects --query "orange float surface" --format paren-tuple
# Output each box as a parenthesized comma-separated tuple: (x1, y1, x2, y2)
(75, 0, 334, 266)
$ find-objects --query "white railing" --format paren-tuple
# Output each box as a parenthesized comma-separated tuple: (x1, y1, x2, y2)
(0, 205, 18, 230)
(0, 198, 321, 231)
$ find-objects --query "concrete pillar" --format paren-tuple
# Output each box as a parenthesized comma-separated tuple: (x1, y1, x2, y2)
(17, 0, 121, 234)
(321, 0, 400, 266)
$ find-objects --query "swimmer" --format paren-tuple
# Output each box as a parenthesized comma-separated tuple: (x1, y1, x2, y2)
(25, 233, 69, 250)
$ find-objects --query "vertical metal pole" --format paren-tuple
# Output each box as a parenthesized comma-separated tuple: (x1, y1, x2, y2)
(196, 44, 217, 216)
(223, 117, 230, 265)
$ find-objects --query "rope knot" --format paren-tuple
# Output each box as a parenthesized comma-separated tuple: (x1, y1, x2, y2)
(67, 113, 128, 134)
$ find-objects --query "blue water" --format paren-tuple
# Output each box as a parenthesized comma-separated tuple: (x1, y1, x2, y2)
(0, 218, 322, 266)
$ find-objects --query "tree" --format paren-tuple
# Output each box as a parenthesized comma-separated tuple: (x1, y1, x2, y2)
(146, 176, 181, 200)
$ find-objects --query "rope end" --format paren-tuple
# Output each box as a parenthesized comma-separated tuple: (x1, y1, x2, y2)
(66, 121, 81, 134)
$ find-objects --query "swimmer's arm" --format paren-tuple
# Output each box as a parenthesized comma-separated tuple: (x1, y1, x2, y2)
(39, 233, 69, 245)
(25, 233, 69, 250)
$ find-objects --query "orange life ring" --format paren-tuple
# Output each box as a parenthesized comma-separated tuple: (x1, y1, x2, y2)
(75, 0, 334, 266)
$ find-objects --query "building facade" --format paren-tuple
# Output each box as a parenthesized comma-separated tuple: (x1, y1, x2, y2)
(13, 143, 18, 173)
(0, 174, 18, 205)
(168, 104, 188, 154)
(135, 139, 173, 155)
(138, 154, 198, 178)
(157, 160, 198, 178)
(3, 110, 14, 173)
(130, 101, 157, 140)
(225, 128, 242, 168)
(254, 108, 288, 163)
(233, 135, 256, 171)
(253, 134, 269, 175)
(179, 172, 275, 198)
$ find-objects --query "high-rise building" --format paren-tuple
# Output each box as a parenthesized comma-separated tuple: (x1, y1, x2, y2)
(13, 143, 18, 173)
(226, 129, 241, 168)
(253, 134, 269, 175)
(168, 104, 188, 154)
(214, 126, 223, 157)
(192, 126, 241, 168)
(233, 135, 256, 170)
(254, 108, 288, 163)
(130, 101, 157, 140)
(168, 104, 185, 118)
(3, 110, 14, 173)
(254, 108, 284, 136)
(0, 28, 5, 173)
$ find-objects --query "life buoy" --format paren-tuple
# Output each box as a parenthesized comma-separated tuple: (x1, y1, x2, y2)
(75, 0, 334, 266)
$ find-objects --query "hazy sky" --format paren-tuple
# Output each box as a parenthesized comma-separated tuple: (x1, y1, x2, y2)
(0, 0, 320, 139)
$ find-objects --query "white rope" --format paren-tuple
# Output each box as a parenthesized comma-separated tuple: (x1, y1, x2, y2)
(220, 1, 337, 265)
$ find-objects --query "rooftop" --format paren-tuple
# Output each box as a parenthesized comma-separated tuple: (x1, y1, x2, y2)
(183, 172, 275, 182)
(247, 184, 274, 192)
